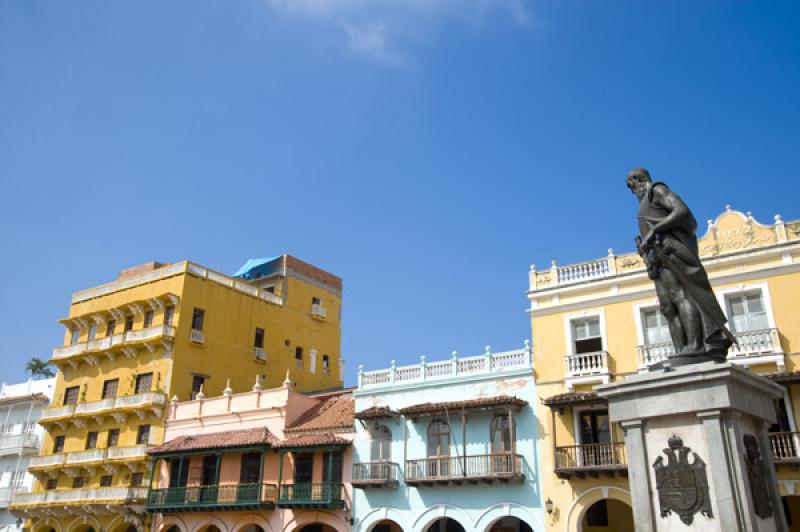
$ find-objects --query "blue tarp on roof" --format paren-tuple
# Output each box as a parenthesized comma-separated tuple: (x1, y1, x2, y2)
(233, 256, 281, 278)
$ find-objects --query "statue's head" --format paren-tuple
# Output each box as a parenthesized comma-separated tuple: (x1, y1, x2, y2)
(627, 167, 652, 200)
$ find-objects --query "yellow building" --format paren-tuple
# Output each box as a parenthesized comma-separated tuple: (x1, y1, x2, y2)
(528, 207, 800, 532)
(10, 255, 344, 532)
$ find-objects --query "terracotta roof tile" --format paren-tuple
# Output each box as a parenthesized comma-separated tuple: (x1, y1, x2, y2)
(355, 406, 398, 420)
(285, 396, 354, 434)
(542, 391, 606, 408)
(273, 433, 349, 449)
(150, 427, 277, 455)
(397, 395, 527, 416)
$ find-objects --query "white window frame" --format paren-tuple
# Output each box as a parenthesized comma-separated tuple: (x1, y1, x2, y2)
(715, 282, 777, 331)
(632, 299, 663, 347)
(775, 388, 798, 434)
(563, 309, 607, 355)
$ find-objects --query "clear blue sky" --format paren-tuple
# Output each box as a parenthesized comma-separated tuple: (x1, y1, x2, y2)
(1, 1, 798, 386)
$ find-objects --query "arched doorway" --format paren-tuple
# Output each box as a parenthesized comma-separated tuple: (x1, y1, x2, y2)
(371, 520, 402, 532)
(296, 525, 337, 532)
(487, 517, 533, 532)
(426, 518, 465, 532)
(581, 499, 634, 532)
(240, 527, 265, 532)
(200, 527, 221, 532)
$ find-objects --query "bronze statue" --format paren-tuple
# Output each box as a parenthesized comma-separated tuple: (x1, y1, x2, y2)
(628, 168, 735, 366)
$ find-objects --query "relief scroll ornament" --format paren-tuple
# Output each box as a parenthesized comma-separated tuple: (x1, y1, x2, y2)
(653, 434, 713, 525)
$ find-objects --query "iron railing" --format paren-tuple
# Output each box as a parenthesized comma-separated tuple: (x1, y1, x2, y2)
(352, 461, 400, 486)
(405, 453, 523, 482)
(554, 443, 626, 470)
(278, 482, 342, 504)
(146, 482, 277, 509)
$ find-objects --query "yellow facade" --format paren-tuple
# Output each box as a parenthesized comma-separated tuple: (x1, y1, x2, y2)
(529, 208, 800, 532)
(11, 256, 343, 532)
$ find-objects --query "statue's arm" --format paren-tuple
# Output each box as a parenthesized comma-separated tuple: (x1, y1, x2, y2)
(644, 185, 694, 243)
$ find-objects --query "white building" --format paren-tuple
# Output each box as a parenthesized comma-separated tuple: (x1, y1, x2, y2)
(0, 378, 54, 532)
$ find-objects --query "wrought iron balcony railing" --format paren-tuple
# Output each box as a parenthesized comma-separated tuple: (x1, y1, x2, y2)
(352, 461, 400, 488)
(277, 482, 343, 507)
(554, 443, 627, 478)
(147, 482, 277, 511)
(404, 453, 523, 485)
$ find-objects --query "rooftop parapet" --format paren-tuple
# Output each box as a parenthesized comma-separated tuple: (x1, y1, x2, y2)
(529, 207, 800, 293)
(357, 341, 533, 391)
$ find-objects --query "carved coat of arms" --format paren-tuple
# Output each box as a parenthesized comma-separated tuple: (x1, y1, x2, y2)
(653, 434, 713, 524)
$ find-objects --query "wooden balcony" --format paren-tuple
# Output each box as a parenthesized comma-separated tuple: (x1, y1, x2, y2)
(352, 461, 400, 489)
(554, 443, 627, 478)
(404, 454, 523, 486)
(146, 482, 277, 512)
(770, 432, 800, 464)
(277, 482, 343, 508)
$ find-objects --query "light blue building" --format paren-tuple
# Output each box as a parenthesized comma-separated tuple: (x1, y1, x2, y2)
(352, 343, 544, 532)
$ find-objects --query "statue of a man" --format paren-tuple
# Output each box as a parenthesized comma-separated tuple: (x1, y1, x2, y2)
(627, 168, 734, 366)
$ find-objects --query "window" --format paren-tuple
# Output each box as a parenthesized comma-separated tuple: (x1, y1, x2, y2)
(107, 429, 120, 448)
(727, 292, 769, 332)
(46, 479, 57, 490)
(323, 355, 330, 370)
(295, 347, 303, 360)
(202, 455, 219, 485)
(491, 414, 512, 454)
(312, 296, 322, 306)
(100, 475, 113, 487)
(770, 399, 792, 433)
(427, 420, 450, 457)
(130, 472, 144, 487)
(72, 477, 86, 489)
(294, 453, 313, 483)
(642, 309, 671, 345)
(323, 451, 343, 483)
(135, 373, 153, 394)
(102, 379, 119, 400)
(136, 425, 151, 445)
(124, 315, 134, 332)
(370, 425, 391, 461)
(191, 375, 205, 400)
(63, 386, 79, 405)
(579, 409, 610, 445)
(169, 458, 189, 487)
(106, 320, 117, 337)
(254, 328, 265, 348)
(240, 452, 261, 484)
(88, 324, 97, 341)
(164, 305, 175, 326)
(572, 317, 602, 353)
(53, 435, 65, 454)
(143, 310, 154, 329)
(86, 432, 98, 450)
(191, 308, 205, 331)
(70, 328, 80, 345)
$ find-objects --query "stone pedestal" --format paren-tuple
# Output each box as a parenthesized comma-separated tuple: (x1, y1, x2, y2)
(597, 362, 788, 532)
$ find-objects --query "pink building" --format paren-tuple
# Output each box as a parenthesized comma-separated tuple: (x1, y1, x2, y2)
(146, 374, 354, 532)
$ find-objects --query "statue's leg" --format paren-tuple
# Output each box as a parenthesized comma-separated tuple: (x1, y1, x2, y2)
(655, 272, 685, 353)
(659, 268, 703, 355)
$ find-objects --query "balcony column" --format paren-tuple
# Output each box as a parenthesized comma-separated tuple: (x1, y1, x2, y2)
(550, 409, 557, 469)
(258, 446, 266, 502)
(509, 407, 516, 475)
(214, 452, 222, 488)
(148, 458, 158, 490)
(326, 449, 334, 498)
(461, 409, 467, 477)
(277, 450, 284, 499)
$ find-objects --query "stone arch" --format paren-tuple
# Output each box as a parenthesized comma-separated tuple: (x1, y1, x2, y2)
(32, 517, 63, 532)
(156, 516, 189, 532)
(190, 516, 230, 532)
(474, 503, 544, 532)
(106, 514, 146, 532)
(65, 515, 102, 532)
(564, 485, 632, 532)
(412, 506, 472, 532)
(283, 510, 349, 532)
(230, 515, 274, 532)
(355, 507, 411, 532)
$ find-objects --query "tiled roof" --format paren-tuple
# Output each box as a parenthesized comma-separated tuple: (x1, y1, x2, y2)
(397, 395, 527, 416)
(0, 393, 49, 407)
(285, 396, 354, 434)
(542, 391, 606, 408)
(355, 406, 398, 420)
(273, 434, 350, 449)
(764, 371, 800, 384)
(150, 427, 277, 455)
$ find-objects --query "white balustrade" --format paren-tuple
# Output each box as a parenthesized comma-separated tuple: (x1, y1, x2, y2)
(124, 324, 175, 343)
(557, 259, 610, 285)
(29, 453, 66, 468)
(729, 328, 782, 358)
(359, 344, 533, 389)
(115, 392, 166, 409)
(40, 404, 75, 420)
(75, 398, 116, 416)
(107, 444, 148, 460)
(10, 491, 44, 505)
(66, 449, 107, 464)
(637, 342, 673, 368)
(564, 351, 609, 377)
(12, 486, 146, 507)
(311, 304, 327, 318)
(0, 433, 38, 450)
(52, 342, 88, 359)
(87, 336, 112, 351)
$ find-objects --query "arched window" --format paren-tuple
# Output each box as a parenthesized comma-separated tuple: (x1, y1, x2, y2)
(370, 425, 392, 461)
(490, 414, 512, 454)
(427, 419, 450, 457)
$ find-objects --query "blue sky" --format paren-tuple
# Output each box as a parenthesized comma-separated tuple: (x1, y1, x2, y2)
(1, 1, 798, 386)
